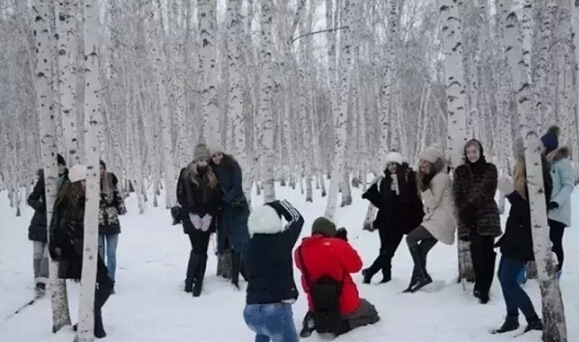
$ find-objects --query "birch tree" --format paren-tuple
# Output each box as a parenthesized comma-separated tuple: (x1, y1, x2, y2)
(198, 0, 219, 146)
(33, 0, 71, 332)
(508, 2, 567, 341)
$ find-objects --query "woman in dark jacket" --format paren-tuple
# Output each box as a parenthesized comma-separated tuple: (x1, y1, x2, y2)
(361, 152, 424, 284)
(48, 165, 114, 339)
(493, 137, 552, 334)
(177, 143, 221, 296)
(453, 139, 501, 304)
(209, 145, 250, 289)
(98, 160, 125, 293)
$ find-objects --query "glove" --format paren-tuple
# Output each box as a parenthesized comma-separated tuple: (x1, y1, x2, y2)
(200, 214, 212, 232)
(189, 214, 202, 229)
(336, 227, 348, 241)
(497, 176, 514, 195)
(548, 201, 559, 210)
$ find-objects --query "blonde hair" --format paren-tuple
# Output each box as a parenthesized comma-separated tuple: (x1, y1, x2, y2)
(513, 156, 527, 199)
(186, 161, 218, 189)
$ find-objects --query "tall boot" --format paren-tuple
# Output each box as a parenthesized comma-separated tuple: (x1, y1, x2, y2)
(192, 254, 207, 297)
(408, 245, 432, 292)
(231, 252, 242, 289)
(94, 259, 114, 339)
(363, 251, 386, 284)
(184, 251, 199, 293)
(380, 257, 392, 283)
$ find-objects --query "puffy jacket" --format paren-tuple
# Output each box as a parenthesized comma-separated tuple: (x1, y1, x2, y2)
(295, 235, 363, 315)
(546, 146, 574, 227)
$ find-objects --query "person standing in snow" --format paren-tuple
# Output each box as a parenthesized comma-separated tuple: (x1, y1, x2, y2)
(493, 136, 552, 334)
(453, 139, 501, 304)
(242, 199, 304, 342)
(404, 145, 457, 293)
(209, 145, 250, 289)
(48, 164, 114, 339)
(540, 125, 574, 279)
(361, 151, 423, 284)
(98, 160, 126, 294)
(26, 153, 69, 296)
(176, 143, 222, 297)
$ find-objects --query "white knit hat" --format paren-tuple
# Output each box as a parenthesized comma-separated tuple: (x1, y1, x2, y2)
(68, 164, 87, 183)
(420, 145, 444, 164)
(209, 143, 226, 156)
(248, 205, 282, 237)
(384, 152, 403, 166)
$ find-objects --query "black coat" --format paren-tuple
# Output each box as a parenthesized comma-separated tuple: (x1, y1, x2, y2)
(48, 200, 86, 280)
(27, 174, 48, 243)
(98, 175, 125, 236)
(453, 161, 501, 237)
(362, 168, 424, 235)
(496, 158, 553, 262)
(176, 167, 221, 234)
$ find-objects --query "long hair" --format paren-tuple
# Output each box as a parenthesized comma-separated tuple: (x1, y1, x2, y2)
(55, 181, 86, 212)
(100, 172, 115, 197)
(417, 158, 445, 191)
(513, 156, 527, 199)
(215, 153, 240, 171)
(186, 161, 218, 189)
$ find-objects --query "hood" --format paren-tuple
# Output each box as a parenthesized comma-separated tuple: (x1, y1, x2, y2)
(547, 146, 571, 163)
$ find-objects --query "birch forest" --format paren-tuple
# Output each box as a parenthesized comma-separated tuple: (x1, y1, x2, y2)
(0, 0, 576, 341)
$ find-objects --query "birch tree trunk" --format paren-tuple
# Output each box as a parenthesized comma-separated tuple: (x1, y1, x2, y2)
(508, 3, 568, 341)
(33, 0, 72, 332)
(76, 0, 101, 340)
(440, 0, 474, 283)
(198, 0, 219, 146)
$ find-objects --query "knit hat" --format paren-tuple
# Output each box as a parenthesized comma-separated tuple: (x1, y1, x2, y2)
(384, 152, 403, 166)
(513, 136, 525, 158)
(419, 144, 443, 164)
(209, 143, 226, 156)
(57, 153, 66, 166)
(68, 164, 87, 183)
(311, 217, 337, 237)
(193, 143, 211, 162)
(100, 160, 106, 170)
(540, 125, 560, 153)
(248, 205, 283, 237)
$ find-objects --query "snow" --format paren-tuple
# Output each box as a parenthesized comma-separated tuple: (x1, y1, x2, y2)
(1, 183, 578, 342)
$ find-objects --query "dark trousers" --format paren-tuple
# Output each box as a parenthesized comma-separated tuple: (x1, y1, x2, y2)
(469, 232, 496, 295)
(548, 219, 566, 271)
(366, 228, 404, 278)
(188, 230, 211, 256)
(498, 255, 539, 321)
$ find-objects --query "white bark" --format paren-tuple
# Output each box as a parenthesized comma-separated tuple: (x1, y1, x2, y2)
(33, 0, 72, 332)
(198, 0, 219, 146)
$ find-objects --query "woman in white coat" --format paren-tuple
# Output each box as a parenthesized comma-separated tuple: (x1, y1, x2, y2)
(404, 145, 457, 293)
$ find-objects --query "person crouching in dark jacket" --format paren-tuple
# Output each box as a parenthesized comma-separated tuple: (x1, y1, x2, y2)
(49, 164, 114, 339)
(492, 137, 552, 334)
(242, 199, 304, 341)
(177, 143, 222, 297)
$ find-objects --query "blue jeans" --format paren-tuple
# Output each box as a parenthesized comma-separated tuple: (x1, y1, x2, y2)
(243, 303, 299, 342)
(98, 234, 119, 281)
(498, 255, 539, 321)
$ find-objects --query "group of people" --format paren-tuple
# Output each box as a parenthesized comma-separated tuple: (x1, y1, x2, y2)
(360, 125, 573, 336)
(22, 123, 573, 340)
(27, 155, 125, 338)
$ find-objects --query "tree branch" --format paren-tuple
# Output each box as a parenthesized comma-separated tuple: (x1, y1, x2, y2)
(290, 26, 349, 44)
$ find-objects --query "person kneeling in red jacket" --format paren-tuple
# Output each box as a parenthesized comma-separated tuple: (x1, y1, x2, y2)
(295, 217, 380, 338)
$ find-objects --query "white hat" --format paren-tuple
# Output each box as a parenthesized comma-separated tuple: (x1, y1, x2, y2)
(68, 164, 87, 183)
(248, 205, 282, 237)
(209, 143, 226, 155)
(384, 152, 403, 166)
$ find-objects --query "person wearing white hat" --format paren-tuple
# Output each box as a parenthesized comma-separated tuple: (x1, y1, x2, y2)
(48, 164, 114, 338)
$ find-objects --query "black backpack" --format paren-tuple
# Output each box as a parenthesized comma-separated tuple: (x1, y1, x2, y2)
(298, 247, 350, 335)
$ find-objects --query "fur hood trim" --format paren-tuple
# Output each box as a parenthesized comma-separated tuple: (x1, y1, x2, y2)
(547, 146, 571, 163)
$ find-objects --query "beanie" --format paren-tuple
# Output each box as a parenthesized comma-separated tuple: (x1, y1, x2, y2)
(311, 217, 337, 237)
(193, 143, 211, 162)
(540, 125, 560, 153)
(384, 151, 403, 166)
(68, 164, 87, 183)
(57, 154, 66, 166)
(248, 205, 283, 237)
(419, 145, 443, 164)
(209, 143, 226, 156)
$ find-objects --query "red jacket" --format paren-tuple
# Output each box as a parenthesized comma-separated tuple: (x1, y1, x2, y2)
(294, 235, 363, 315)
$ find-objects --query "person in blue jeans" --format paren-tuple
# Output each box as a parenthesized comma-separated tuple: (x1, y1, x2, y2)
(243, 199, 304, 342)
(493, 137, 552, 334)
(98, 160, 125, 293)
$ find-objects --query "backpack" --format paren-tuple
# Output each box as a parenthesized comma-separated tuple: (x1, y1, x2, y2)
(298, 247, 350, 335)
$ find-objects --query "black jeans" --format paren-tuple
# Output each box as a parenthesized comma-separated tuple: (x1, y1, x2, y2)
(548, 219, 566, 271)
(469, 231, 496, 294)
(188, 230, 211, 256)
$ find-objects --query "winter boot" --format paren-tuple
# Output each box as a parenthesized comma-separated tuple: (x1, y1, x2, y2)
(402, 266, 419, 293)
(231, 252, 242, 289)
(408, 245, 432, 292)
(362, 268, 375, 284)
(94, 312, 107, 339)
(192, 255, 207, 297)
(380, 258, 392, 283)
(184, 251, 199, 293)
(524, 317, 543, 333)
(493, 315, 519, 334)
(300, 311, 316, 338)
(362, 252, 385, 284)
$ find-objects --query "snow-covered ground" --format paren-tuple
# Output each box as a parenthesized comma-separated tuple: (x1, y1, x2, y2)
(1, 183, 577, 341)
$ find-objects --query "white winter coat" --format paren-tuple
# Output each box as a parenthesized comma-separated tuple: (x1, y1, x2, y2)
(421, 168, 457, 245)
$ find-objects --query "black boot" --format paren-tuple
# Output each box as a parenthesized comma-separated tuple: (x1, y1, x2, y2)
(380, 258, 392, 283)
(362, 252, 385, 284)
(408, 245, 432, 292)
(403, 265, 419, 293)
(524, 318, 543, 332)
(299, 311, 316, 338)
(231, 252, 242, 289)
(94, 312, 106, 339)
(192, 255, 207, 297)
(493, 315, 519, 334)
(184, 251, 199, 293)
(362, 268, 375, 284)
